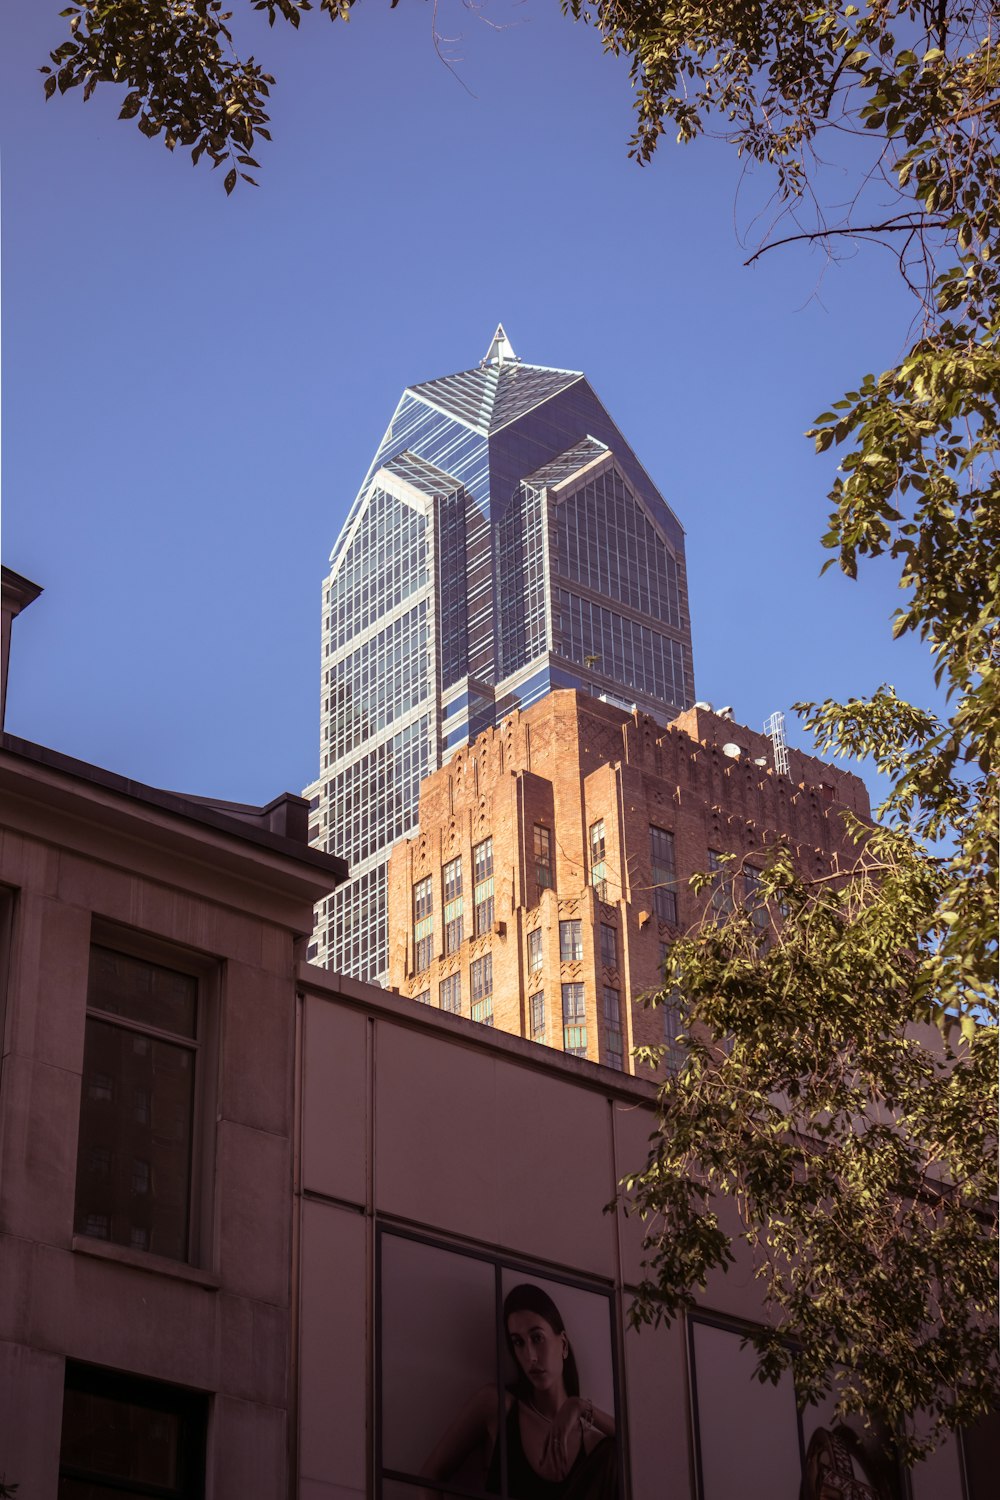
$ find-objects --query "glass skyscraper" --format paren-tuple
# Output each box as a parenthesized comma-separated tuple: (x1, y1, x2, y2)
(305, 329, 694, 981)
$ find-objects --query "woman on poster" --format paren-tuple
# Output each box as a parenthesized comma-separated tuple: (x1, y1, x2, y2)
(419, 1282, 618, 1499)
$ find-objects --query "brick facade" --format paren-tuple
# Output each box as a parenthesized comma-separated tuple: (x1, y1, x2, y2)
(387, 691, 870, 1073)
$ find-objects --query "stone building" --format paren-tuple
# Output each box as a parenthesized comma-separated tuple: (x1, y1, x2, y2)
(386, 690, 870, 1071)
(0, 570, 346, 1497)
(3, 570, 992, 1499)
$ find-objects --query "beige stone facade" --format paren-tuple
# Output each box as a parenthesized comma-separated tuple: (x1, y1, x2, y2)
(387, 691, 871, 1073)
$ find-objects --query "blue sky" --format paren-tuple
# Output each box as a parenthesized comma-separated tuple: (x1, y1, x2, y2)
(2, 1, 938, 810)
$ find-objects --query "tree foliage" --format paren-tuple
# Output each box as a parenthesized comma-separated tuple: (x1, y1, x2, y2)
(560, 0, 1000, 1460)
(40, 0, 357, 192)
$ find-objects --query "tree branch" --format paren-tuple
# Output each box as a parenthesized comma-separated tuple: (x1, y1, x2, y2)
(744, 217, 950, 266)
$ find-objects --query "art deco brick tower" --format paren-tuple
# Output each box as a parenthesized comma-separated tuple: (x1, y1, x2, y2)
(306, 329, 694, 981)
(386, 693, 870, 1073)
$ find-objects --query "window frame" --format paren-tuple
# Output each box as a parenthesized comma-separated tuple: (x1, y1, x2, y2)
(473, 837, 495, 937)
(442, 856, 464, 956)
(589, 819, 608, 902)
(413, 875, 434, 973)
(470, 952, 494, 1026)
(561, 982, 587, 1057)
(559, 918, 583, 963)
(533, 823, 553, 893)
(708, 849, 734, 916)
(60, 1358, 208, 1500)
(439, 971, 462, 1015)
(77, 922, 219, 1271)
(743, 865, 770, 930)
(603, 986, 624, 1071)
(650, 825, 678, 926)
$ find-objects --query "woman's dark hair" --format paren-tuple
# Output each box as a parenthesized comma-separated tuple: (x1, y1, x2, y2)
(503, 1283, 580, 1399)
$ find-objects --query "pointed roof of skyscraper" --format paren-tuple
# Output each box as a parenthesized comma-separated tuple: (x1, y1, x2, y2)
(408, 325, 583, 436)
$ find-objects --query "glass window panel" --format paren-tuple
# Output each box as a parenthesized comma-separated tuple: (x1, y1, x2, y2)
(88, 948, 196, 1038)
(650, 827, 678, 926)
(439, 973, 462, 1014)
(559, 920, 583, 962)
(74, 1017, 195, 1263)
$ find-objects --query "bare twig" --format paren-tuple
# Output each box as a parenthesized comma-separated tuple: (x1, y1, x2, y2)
(744, 216, 950, 265)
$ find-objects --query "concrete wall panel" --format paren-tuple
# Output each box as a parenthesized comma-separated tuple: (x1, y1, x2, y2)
(0, 1052, 79, 1246)
(301, 998, 368, 1207)
(298, 1199, 368, 1492)
(29, 1243, 222, 1388)
(6, 892, 89, 1073)
(211, 1394, 287, 1500)
(216, 1120, 292, 1306)
(494, 1062, 615, 1275)
(0, 1340, 64, 1498)
(623, 1317, 691, 1500)
(374, 1023, 499, 1243)
(221, 960, 294, 1139)
(218, 1291, 289, 1408)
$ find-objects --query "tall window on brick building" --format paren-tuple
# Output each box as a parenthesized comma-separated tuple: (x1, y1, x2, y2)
(443, 856, 464, 954)
(600, 922, 618, 969)
(60, 1360, 207, 1499)
(589, 819, 608, 901)
(413, 876, 434, 972)
(603, 986, 624, 1071)
(527, 927, 543, 972)
(529, 990, 545, 1040)
(650, 826, 678, 925)
(534, 824, 553, 894)
(708, 849, 733, 916)
(743, 865, 769, 929)
(470, 953, 494, 1026)
(559, 919, 583, 962)
(662, 986, 686, 1075)
(439, 972, 461, 1014)
(562, 983, 587, 1057)
(473, 838, 494, 936)
(74, 944, 204, 1265)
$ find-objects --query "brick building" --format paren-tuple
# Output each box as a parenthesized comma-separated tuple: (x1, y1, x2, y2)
(386, 690, 870, 1071)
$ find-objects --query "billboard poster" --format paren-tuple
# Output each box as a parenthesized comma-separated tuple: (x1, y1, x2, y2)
(378, 1227, 621, 1499)
(689, 1314, 901, 1500)
(799, 1395, 899, 1500)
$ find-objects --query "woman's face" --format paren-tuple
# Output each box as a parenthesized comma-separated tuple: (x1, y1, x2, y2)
(506, 1309, 568, 1395)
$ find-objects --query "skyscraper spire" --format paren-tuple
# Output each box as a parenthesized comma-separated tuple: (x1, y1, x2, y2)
(481, 323, 517, 367)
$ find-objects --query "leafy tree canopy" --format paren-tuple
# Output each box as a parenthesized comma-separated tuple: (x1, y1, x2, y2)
(41, 0, 999, 1465)
(567, 0, 999, 1461)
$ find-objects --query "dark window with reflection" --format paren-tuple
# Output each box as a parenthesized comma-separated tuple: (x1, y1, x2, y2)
(650, 827, 678, 925)
(59, 1360, 206, 1498)
(534, 825, 553, 893)
(74, 946, 200, 1264)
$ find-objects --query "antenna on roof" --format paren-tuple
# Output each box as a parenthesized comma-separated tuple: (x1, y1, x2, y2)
(763, 710, 790, 777)
(481, 323, 518, 368)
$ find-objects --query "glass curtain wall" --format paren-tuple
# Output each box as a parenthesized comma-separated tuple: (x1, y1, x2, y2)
(309, 343, 695, 984)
